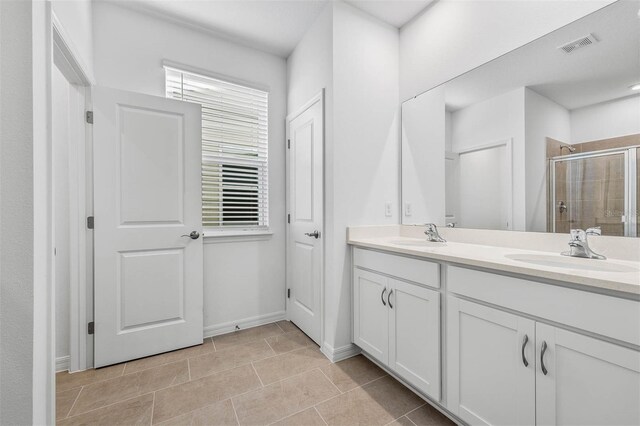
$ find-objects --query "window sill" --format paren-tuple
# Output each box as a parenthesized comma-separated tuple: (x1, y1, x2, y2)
(203, 229, 273, 244)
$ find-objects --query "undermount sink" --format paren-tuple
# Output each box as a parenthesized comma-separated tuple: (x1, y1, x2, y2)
(387, 238, 446, 248)
(504, 253, 638, 273)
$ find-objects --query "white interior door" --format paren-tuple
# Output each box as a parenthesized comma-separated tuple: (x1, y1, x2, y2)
(93, 86, 203, 367)
(286, 93, 323, 345)
(457, 140, 512, 230)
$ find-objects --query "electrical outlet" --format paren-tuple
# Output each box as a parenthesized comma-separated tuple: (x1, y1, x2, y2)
(385, 202, 393, 217)
(405, 202, 412, 216)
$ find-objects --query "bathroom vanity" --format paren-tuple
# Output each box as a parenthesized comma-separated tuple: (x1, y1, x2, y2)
(348, 226, 640, 426)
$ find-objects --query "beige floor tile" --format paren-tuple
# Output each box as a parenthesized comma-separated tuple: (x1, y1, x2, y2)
(271, 407, 327, 426)
(56, 364, 125, 393)
(406, 404, 455, 426)
(56, 387, 81, 420)
(265, 330, 314, 354)
(252, 347, 329, 385)
(274, 321, 298, 333)
(319, 355, 387, 392)
(388, 416, 416, 426)
(189, 340, 276, 380)
(156, 399, 238, 426)
(70, 360, 189, 416)
(58, 393, 154, 426)
(315, 376, 423, 426)
(153, 364, 262, 424)
(124, 339, 215, 375)
(233, 369, 340, 426)
(213, 324, 283, 351)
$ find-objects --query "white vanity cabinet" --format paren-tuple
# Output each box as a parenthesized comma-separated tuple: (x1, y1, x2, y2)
(535, 323, 640, 426)
(447, 266, 640, 426)
(350, 244, 640, 426)
(353, 248, 441, 401)
(447, 297, 535, 426)
(353, 268, 390, 363)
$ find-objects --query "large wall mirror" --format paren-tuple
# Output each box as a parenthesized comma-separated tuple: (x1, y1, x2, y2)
(401, 0, 640, 237)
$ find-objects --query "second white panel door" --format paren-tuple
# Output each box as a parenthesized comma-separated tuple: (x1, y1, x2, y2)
(286, 93, 324, 344)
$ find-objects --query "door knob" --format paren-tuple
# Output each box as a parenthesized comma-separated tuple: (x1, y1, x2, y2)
(305, 230, 320, 239)
(181, 231, 200, 240)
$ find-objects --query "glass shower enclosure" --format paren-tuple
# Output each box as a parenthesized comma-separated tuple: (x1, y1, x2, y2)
(550, 147, 638, 237)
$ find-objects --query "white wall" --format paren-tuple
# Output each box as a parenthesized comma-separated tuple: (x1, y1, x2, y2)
(287, 4, 333, 117)
(328, 2, 399, 351)
(53, 66, 71, 361)
(451, 88, 526, 230)
(52, 0, 93, 78)
(93, 2, 287, 334)
(571, 95, 640, 144)
(401, 86, 445, 225)
(287, 2, 399, 353)
(524, 89, 570, 232)
(399, 0, 614, 100)
(0, 1, 34, 423)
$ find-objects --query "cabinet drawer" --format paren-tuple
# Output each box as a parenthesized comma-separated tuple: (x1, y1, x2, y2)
(354, 248, 440, 289)
(447, 265, 640, 347)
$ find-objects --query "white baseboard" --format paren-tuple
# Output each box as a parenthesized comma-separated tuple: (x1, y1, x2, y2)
(203, 311, 287, 338)
(56, 355, 70, 372)
(321, 342, 361, 363)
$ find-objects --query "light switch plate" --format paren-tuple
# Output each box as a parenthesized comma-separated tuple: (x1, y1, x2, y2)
(385, 202, 393, 217)
(405, 202, 412, 216)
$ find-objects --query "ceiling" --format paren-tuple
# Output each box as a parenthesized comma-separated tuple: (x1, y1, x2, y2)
(345, 0, 433, 28)
(107, 0, 433, 58)
(439, 0, 640, 112)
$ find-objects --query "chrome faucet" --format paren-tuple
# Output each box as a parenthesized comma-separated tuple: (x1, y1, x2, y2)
(424, 223, 446, 242)
(561, 227, 606, 260)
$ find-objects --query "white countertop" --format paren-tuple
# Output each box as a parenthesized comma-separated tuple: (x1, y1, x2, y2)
(348, 234, 640, 296)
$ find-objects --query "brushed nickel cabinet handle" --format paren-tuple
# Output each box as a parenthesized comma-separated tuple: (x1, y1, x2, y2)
(381, 287, 387, 306)
(541, 341, 548, 375)
(521, 334, 529, 367)
(388, 289, 394, 309)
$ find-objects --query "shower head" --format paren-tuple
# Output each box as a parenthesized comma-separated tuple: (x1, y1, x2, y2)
(560, 145, 576, 153)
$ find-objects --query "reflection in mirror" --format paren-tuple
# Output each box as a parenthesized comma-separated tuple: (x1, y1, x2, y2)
(401, 0, 640, 236)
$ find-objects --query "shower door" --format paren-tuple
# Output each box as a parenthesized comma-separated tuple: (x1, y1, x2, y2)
(551, 148, 638, 237)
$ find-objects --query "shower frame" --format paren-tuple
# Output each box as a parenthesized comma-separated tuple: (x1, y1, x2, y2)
(549, 145, 638, 237)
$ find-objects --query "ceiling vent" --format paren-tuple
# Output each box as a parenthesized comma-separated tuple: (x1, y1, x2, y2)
(558, 34, 598, 54)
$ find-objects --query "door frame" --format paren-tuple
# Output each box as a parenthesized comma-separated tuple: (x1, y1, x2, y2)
(284, 89, 325, 347)
(455, 138, 514, 230)
(52, 11, 95, 373)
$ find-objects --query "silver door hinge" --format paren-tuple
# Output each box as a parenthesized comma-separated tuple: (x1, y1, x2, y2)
(287, 289, 291, 299)
(287, 139, 290, 149)
(88, 322, 94, 335)
(87, 216, 94, 229)
(287, 214, 290, 224)
(86, 111, 94, 124)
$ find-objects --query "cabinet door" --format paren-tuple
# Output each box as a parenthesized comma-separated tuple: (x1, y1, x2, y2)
(389, 279, 440, 400)
(536, 323, 640, 426)
(447, 297, 535, 426)
(353, 268, 389, 363)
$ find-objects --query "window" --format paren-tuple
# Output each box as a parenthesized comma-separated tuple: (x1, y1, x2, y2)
(165, 66, 269, 231)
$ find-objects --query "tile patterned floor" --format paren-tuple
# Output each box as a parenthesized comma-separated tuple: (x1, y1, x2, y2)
(56, 321, 454, 426)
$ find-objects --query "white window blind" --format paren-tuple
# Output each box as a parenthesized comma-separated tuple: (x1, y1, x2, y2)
(165, 67, 269, 229)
